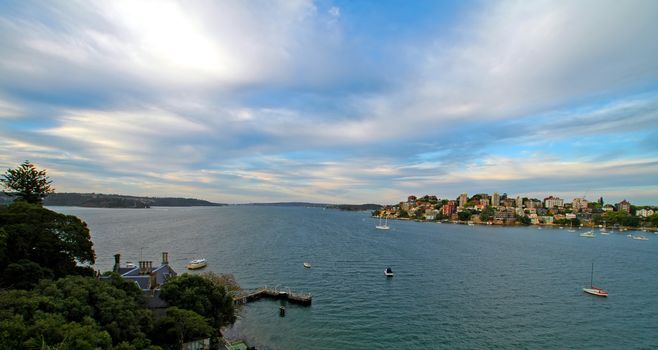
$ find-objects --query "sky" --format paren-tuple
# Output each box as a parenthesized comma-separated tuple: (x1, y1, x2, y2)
(1, 0, 658, 205)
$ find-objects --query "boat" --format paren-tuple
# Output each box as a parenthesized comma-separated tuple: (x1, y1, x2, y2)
(583, 262, 608, 297)
(384, 267, 394, 277)
(633, 235, 649, 241)
(303, 261, 311, 268)
(376, 215, 390, 230)
(186, 258, 207, 270)
(579, 231, 595, 238)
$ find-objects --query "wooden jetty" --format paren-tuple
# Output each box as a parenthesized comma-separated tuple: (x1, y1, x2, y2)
(234, 286, 312, 306)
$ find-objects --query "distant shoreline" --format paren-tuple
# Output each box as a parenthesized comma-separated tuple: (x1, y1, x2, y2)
(373, 215, 658, 232)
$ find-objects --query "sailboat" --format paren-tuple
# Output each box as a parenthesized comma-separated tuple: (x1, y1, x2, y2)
(376, 215, 390, 230)
(583, 262, 608, 297)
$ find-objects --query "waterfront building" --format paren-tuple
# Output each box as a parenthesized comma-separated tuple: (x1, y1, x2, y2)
(544, 196, 564, 208)
(492, 192, 500, 207)
(459, 193, 468, 208)
(616, 200, 631, 214)
(408, 195, 417, 205)
(516, 196, 522, 208)
(603, 204, 615, 212)
(104, 252, 177, 311)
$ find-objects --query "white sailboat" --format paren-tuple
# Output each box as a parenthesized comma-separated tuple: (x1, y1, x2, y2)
(376, 215, 390, 230)
(583, 262, 608, 297)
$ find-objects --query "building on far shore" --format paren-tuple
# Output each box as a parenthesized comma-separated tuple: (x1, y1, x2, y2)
(459, 193, 468, 208)
(544, 196, 564, 209)
(636, 208, 655, 217)
(572, 197, 589, 212)
(492, 192, 500, 207)
(616, 200, 631, 214)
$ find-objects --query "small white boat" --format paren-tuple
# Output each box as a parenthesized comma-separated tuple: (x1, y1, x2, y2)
(384, 267, 394, 277)
(633, 235, 649, 241)
(303, 262, 311, 268)
(186, 258, 207, 270)
(376, 215, 390, 230)
(583, 262, 608, 297)
(583, 286, 609, 297)
(580, 231, 595, 238)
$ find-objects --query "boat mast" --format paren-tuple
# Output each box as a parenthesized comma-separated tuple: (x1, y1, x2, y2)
(590, 262, 594, 288)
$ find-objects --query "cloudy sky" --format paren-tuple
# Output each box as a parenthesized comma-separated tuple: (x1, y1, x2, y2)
(1, 0, 658, 204)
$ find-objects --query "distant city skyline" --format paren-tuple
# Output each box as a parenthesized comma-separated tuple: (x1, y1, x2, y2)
(1, 1, 658, 205)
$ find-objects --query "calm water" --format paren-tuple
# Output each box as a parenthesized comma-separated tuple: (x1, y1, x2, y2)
(51, 206, 658, 349)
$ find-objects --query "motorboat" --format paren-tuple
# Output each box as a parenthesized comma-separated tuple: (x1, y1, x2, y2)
(633, 235, 649, 241)
(384, 267, 394, 277)
(583, 262, 608, 297)
(303, 261, 312, 268)
(186, 258, 207, 270)
(580, 231, 595, 238)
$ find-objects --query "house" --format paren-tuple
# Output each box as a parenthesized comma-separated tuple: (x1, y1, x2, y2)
(636, 208, 655, 218)
(616, 200, 631, 214)
(103, 252, 177, 311)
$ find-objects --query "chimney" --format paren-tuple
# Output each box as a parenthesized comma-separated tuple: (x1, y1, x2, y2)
(146, 261, 153, 273)
(138, 261, 146, 275)
(162, 252, 169, 265)
(113, 254, 121, 273)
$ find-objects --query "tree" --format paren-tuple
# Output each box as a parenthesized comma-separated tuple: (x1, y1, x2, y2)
(0, 201, 96, 283)
(159, 274, 236, 330)
(151, 307, 213, 349)
(1, 160, 54, 204)
(458, 210, 472, 222)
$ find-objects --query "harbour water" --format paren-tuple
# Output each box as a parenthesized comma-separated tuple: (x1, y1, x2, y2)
(51, 206, 658, 349)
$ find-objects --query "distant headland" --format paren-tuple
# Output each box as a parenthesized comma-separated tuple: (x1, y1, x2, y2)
(8, 192, 227, 208)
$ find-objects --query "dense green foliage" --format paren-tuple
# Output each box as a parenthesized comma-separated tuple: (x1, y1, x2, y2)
(0, 201, 95, 287)
(160, 274, 236, 330)
(457, 210, 473, 221)
(1, 160, 54, 204)
(604, 212, 640, 227)
(0, 276, 158, 350)
(151, 307, 213, 348)
(554, 218, 581, 227)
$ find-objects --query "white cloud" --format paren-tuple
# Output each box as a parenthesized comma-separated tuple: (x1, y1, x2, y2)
(0, 97, 23, 118)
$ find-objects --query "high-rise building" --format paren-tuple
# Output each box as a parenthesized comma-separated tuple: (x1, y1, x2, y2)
(459, 193, 468, 208)
(544, 196, 564, 208)
(492, 192, 500, 207)
(516, 196, 522, 208)
(572, 197, 589, 212)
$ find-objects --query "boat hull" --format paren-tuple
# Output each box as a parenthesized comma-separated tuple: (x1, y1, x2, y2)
(583, 288, 608, 297)
(375, 225, 390, 230)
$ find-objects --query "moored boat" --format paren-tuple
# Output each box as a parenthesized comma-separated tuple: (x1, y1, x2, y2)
(384, 267, 394, 277)
(580, 231, 595, 238)
(376, 215, 390, 230)
(583, 262, 608, 297)
(304, 261, 311, 268)
(186, 258, 207, 270)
